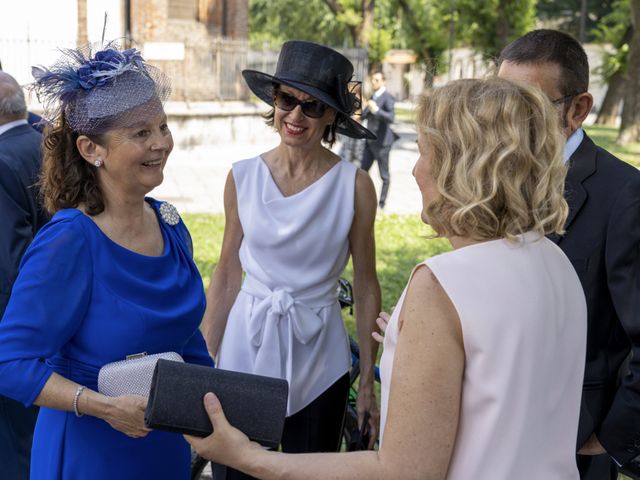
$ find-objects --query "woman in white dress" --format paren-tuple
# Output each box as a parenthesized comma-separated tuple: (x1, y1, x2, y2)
(190, 77, 588, 480)
(201, 41, 381, 478)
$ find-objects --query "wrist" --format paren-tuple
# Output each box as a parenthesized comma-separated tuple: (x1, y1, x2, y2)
(80, 389, 112, 420)
(73, 386, 85, 417)
(357, 364, 376, 383)
(241, 442, 272, 477)
(357, 378, 375, 393)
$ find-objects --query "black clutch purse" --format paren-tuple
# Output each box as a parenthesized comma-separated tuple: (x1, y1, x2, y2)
(144, 360, 288, 448)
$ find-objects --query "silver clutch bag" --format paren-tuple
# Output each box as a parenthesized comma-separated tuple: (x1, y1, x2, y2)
(97, 352, 184, 397)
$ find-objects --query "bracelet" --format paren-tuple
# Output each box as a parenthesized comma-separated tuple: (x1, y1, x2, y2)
(73, 386, 85, 418)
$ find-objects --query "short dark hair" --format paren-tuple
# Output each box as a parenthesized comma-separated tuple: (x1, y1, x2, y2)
(498, 29, 589, 97)
(263, 84, 340, 146)
(371, 71, 385, 80)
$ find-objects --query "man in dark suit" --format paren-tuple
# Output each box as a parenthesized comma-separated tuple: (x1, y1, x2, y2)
(498, 30, 640, 479)
(361, 71, 396, 209)
(0, 71, 48, 479)
(0, 61, 45, 133)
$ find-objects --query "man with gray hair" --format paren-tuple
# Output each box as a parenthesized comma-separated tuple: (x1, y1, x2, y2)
(0, 70, 48, 479)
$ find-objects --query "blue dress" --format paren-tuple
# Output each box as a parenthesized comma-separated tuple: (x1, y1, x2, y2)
(0, 198, 213, 479)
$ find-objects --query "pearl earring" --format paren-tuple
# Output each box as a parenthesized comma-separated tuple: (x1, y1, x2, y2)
(94, 158, 103, 167)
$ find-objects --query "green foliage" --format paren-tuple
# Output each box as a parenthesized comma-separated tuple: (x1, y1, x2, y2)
(537, 0, 617, 41)
(249, 0, 451, 76)
(249, 0, 351, 48)
(394, 0, 450, 74)
(591, 0, 631, 81)
(368, 28, 394, 66)
(334, 0, 363, 27)
(456, 0, 537, 59)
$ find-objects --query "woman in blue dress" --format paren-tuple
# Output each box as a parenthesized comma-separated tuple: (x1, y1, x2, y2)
(0, 45, 212, 479)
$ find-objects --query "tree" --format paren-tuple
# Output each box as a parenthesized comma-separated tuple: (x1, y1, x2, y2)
(248, 0, 351, 48)
(394, 0, 449, 85)
(248, 0, 534, 85)
(456, 0, 537, 60)
(321, 0, 376, 48)
(537, 0, 617, 41)
(592, 0, 631, 125)
(618, 0, 640, 144)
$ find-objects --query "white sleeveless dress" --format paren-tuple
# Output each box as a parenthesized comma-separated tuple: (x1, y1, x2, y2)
(380, 232, 587, 479)
(217, 156, 357, 416)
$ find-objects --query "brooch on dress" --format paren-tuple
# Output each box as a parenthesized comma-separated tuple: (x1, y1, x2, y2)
(159, 202, 180, 226)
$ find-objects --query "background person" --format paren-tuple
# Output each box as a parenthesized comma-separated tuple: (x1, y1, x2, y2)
(498, 29, 640, 480)
(201, 40, 381, 479)
(189, 78, 587, 480)
(0, 70, 48, 480)
(360, 71, 396, 209)
(0, 45, 213, 479)
(0, 62, 46, 133)
(338, 82, 366, 167)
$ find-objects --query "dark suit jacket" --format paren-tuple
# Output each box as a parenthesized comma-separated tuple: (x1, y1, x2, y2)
(362, 90, 396, 147)
(27, 112, 45, 133)
(555, 134, 640, 470)
(0, 123, 49, 318)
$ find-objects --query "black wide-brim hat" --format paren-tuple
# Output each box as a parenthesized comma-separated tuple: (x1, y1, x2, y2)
(242, 40, 376, 140)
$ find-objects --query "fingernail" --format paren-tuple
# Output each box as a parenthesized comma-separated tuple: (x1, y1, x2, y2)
(204, 392, 215, 405)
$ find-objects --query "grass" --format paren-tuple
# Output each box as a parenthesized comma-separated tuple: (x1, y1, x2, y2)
(395, 106, 414, 124)
(183, 213, 451, 338)
(584, 124, 640, 168)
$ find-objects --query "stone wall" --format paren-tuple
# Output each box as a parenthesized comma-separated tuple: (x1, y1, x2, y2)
(130, 0, 249, 101)
(205, 0, 249, 39)
(166, 101, 274, 148)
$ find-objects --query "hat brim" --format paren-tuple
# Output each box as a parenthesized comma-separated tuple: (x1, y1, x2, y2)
(242, 69, 376, 141)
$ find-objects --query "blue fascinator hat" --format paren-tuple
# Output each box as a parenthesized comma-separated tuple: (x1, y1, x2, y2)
(31, 43, 171, 134)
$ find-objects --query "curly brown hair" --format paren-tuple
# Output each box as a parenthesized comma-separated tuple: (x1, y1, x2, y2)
(39, 114, 106, 215)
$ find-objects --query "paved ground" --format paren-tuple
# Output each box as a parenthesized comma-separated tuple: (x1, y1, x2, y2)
(151, 121, 423, 216)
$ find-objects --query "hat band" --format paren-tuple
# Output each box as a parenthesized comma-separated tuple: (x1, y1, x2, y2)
(275, 74, 338, 100)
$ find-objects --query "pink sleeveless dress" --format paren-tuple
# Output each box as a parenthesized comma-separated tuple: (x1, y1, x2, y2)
(380, 232, 586, 479)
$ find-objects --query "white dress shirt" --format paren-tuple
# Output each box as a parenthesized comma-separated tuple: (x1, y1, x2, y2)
(0, 119, 28, 137)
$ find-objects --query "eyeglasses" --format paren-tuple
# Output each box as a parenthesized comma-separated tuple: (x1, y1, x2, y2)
(550, 93, 581, 106)
(273, 91, 327, 118)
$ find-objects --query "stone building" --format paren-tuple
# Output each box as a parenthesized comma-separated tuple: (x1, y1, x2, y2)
(127, 0, 250, 100)
(1, 0, 250, 101)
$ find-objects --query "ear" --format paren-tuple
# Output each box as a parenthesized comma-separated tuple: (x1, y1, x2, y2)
(567, 92, 593, 132)
(76, 135, 106, 166)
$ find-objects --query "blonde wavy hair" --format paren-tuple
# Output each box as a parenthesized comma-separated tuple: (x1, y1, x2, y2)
(416, 78, 568, 241)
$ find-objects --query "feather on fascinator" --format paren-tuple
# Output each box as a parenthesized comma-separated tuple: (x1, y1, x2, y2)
(31, 43, 171, 134)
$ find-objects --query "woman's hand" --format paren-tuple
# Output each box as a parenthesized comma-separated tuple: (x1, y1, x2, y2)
(371, 311, 390, 344)
(185, 393, 261, 467)
(356, 384, 380, 449)
(101, 395, 151, 438)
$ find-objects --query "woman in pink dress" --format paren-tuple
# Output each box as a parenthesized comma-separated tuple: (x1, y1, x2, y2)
(188, 77, 587, 480)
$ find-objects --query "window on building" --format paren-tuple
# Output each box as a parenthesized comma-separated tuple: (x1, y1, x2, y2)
(168, 0, 197, 20)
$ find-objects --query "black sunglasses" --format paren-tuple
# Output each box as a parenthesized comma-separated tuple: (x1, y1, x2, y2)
(273, 91, 328, 118)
